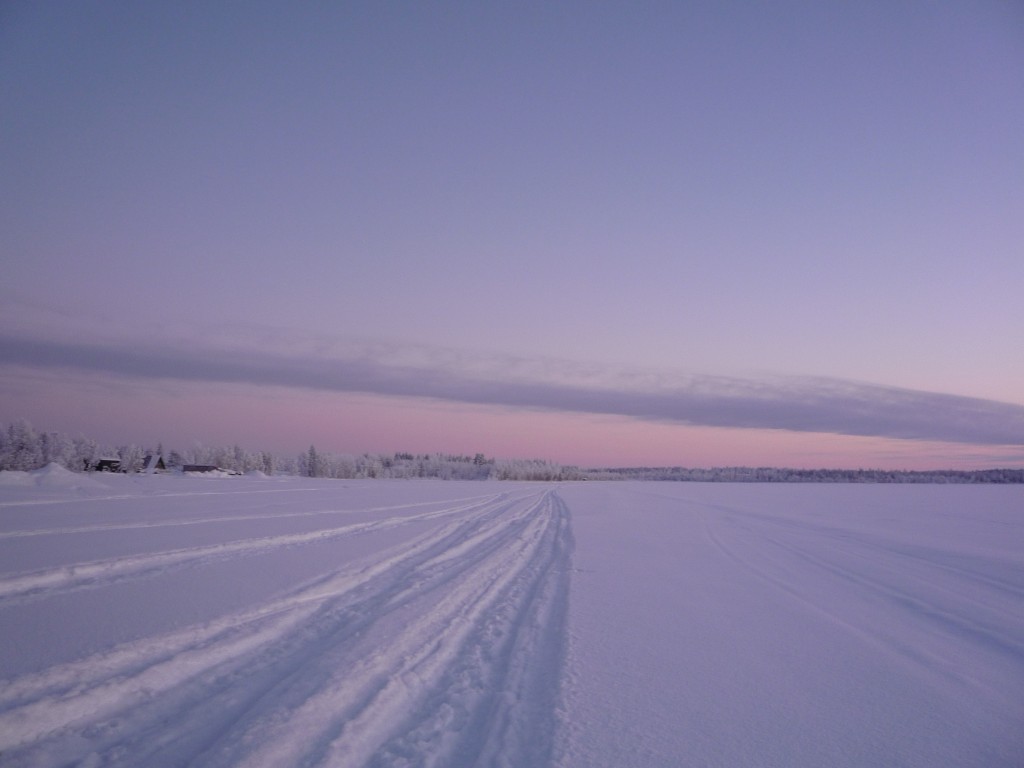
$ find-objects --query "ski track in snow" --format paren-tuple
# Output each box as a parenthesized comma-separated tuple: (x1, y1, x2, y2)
(694, 497, 1024, 708)
(0, 488, 573, 768)
(0, 492, 497, 538)
(0, 486, 327, 509)
(0, 494, 507, 604)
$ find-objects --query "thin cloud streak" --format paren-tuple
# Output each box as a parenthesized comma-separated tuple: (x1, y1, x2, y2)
(2, 334, 1022, 446)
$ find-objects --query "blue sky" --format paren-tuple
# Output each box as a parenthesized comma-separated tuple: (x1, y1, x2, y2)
(2, 2, 1022, 467)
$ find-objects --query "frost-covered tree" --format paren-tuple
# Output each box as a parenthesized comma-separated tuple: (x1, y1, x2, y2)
(2, 420, 42, 471)
(300, 445, 325, 478)
(232, 445, 246, 473)
(117, 445, 145, 473)
(259, 451, 274, 475)
(40, 431, 75, 469)
(71, 436, 101, 471)
(165, 450, 185, 470)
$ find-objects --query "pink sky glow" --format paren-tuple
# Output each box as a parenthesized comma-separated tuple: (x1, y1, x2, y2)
(3, 368, 1020, 470)
(2, 3, 1022, 469)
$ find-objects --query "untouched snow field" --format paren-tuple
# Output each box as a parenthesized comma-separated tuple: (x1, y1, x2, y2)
(1, 469, 1022, 767)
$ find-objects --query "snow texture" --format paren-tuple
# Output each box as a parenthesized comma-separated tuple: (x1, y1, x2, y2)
(1, 472, 1022, 767)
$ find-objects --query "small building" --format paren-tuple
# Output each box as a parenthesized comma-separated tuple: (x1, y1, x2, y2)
(92, 457, 122, 472)
(141, 454, 167, 473)
(181, 464, 241, 475)
(182, 464, 221, 473)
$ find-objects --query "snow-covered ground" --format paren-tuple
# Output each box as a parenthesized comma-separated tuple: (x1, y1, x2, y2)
(1, 468, 1022, 767)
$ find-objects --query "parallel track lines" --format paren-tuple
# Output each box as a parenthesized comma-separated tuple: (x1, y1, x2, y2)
(0, 488, 574, 768)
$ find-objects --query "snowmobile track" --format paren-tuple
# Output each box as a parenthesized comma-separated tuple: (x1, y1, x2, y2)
(0, 488, 574, 767)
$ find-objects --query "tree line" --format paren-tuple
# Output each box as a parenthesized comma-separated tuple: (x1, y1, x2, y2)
(3, 421, 1020, 483)
(0, 421, 582, 481)
(589, 465, 1024, 483)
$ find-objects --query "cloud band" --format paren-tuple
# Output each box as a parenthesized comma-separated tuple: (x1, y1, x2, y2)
(2, 333, 1022, 446)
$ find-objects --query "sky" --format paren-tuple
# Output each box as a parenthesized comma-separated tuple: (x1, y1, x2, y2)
(2, 1, 1023, 469)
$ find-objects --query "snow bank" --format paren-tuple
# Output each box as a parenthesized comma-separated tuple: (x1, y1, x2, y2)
(0, 470, 34, 487)
(0, 464, 107, 491)
(33, 463, 107, 490)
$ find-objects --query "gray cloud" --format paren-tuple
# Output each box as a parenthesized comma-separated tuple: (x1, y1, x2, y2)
(2, 333, 1022, 446)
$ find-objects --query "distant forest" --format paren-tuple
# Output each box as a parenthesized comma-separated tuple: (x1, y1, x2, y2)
(1, 421, 1021, 483)
(589, 465, 1024, 484)
(0, 421, 579, 481)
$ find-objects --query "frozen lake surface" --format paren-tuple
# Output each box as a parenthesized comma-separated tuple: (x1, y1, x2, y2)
(1, 468, 1022, 766)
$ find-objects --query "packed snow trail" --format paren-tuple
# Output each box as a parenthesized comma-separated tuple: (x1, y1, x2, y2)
(0, 494, 515, 604)
(0, 481, 572, 767)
